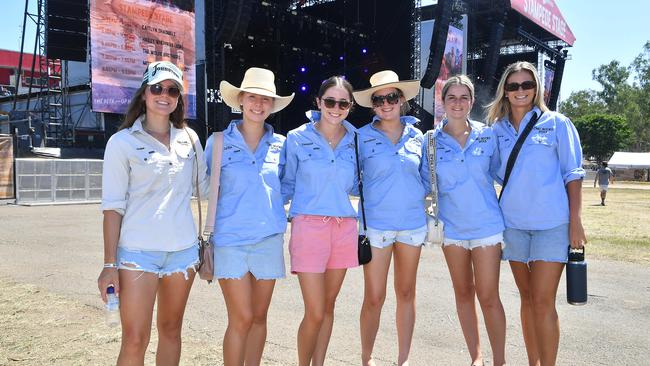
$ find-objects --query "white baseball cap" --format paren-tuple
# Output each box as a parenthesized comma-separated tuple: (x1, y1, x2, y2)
(142, 61, 184, 91)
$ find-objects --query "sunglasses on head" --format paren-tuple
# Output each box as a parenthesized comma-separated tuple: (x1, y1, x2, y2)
(322, 98, 352, 110)
(149, 84, 181, 98)
(504, 80, 536, 92)
(371, 92, 400, 107)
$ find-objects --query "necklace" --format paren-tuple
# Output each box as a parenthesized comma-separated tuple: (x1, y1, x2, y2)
(143, 122, 171, 147)
(316, 122, 344, 147)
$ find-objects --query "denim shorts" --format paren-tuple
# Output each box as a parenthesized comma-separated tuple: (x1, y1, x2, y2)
(502, 224, 570, 263)
(364, 225, 427, 249)
(443, 232, 504, 251)
(214, 233, 286, 280)
(117, 244, 199, 280)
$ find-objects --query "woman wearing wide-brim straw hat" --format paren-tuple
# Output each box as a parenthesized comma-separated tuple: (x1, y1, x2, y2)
(353, 70, 428, 366)
(205, 67, 293, 366)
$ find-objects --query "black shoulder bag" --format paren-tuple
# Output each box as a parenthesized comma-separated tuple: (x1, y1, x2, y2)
(354, 132, 372, 265)
(499, 112, 542, 202)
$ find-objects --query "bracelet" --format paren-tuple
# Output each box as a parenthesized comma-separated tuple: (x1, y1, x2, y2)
(103, 263, 118, 269)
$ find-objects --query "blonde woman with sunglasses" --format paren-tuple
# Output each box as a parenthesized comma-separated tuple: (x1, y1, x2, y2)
(98, 61, 209, 365)
(352, 70, 427, 366)
(487, 61, 586, 366)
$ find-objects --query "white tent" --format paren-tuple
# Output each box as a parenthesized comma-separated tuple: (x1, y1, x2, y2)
(607, 152, 650, 169)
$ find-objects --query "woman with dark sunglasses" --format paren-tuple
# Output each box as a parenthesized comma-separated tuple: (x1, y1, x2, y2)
(487, 61, 587, 366)
(98, 61, 209, 365)
(352, 70, 426, 366)
(281, 76, 359, 366)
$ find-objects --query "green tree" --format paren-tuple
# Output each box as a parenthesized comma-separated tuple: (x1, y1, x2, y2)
(559, 90, 606, 121)
(574, 114, 631, 161)
(592, 61, 630, 107)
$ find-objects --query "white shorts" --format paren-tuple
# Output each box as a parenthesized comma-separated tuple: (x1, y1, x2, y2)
(599, 184, 609, 192)
(364, 225, 427, 249)
(443, 232, 504, 251)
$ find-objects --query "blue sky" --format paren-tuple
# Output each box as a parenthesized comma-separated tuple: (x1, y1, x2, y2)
(2, 1, 649, 101)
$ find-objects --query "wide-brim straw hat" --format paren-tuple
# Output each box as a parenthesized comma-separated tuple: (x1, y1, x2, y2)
(220, 67, 294, 113)
(352, 70, 420, 108)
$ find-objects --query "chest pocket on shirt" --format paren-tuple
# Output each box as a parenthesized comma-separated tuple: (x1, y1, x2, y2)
(362, 143, 391, 178)
(171, 142, 195, 176)
(221, 150, 252, 190)
(262, 151, 282, 189)
(435, 150, 459, 193)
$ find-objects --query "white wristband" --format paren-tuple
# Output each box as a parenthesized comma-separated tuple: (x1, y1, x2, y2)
(103, 263, 118, 269)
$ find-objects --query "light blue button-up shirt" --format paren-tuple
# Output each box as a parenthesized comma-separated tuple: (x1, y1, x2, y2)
(281, 110, 359, 218)
(422, 120, 505, 240)
(357, 116, 427, 231)
(493, 107, 585, 230)
(204, 120, 287, 247)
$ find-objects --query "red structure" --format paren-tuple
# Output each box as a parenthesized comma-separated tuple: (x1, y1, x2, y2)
(0, 49, 54, 96)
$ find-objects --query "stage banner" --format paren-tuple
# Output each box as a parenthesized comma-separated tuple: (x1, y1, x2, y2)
(434, 25, 464, 125)
(509, 0, 575, 46)
(90, 0, 196, 118)
(544, 62, 555, 105)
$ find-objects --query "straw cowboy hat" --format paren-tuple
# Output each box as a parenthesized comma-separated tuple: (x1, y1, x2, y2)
(220, 67, 294, 113)
(352, 70, 421, 108)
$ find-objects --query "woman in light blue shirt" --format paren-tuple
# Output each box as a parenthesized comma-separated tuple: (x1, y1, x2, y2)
(425, 75, 506, 366)
(352, 70, 427, 366)
(487, 61, 587, 366)
(281, 76, 359, 366)
(205, 67, 294, 365)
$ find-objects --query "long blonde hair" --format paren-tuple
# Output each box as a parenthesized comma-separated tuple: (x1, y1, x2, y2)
(118, 84, 186, 130)
(485, 61, 549, 124)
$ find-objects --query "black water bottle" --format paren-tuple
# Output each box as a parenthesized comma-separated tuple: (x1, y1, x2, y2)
(566, 247, 587, 305)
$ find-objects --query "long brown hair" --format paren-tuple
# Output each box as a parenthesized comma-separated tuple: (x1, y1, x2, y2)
(485, 61, 549, 124)
(118, 84, 186, 130)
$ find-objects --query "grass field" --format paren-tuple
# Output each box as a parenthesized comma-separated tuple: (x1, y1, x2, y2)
(581, 186, 650, 263)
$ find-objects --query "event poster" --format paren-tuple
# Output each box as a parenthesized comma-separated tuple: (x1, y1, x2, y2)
(90, 0, 196, 118)
(434, 25, 464, 125)
(544, 65, 555, 105)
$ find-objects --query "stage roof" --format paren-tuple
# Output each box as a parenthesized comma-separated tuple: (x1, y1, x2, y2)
(608, 152, 650, 169)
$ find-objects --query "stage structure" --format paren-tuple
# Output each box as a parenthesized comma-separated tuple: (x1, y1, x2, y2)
(13, 0, 89, 148)
(421, 0, 575, 116)
(205, 0, 429, 133)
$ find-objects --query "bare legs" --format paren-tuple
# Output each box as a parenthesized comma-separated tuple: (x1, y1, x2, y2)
(219, 273, 276, 366)
(510, 261, 564, 366)
(296, 269, 347, 366)
(443, 244, 506, 366)
(117, 269, 195, 366)
(360, 243, 421, 366)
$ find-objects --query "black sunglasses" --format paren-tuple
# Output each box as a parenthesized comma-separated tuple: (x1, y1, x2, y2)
(149, 84, 181, 98)
(504, 80, 536, 92)
(371, 92, 400, 107)
(322, 98, 352, 110)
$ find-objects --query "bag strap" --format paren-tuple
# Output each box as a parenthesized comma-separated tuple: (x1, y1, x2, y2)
(185, 128, 203, 243)
(499, 112, 542, 202)
(427, 130, 439, 223)
(204, 132, 224, 235)
(353, 132, 367, 232)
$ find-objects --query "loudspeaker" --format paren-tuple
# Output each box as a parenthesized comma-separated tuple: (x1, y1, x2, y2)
(421, 0, 453, 88)
(548, 54, 566, 110)
(47, 0, 88, 62)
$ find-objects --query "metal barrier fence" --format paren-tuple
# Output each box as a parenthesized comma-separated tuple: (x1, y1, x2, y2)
(15, 158, 102, 204)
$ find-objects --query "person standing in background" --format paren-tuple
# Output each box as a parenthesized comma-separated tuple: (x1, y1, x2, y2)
(594, 161, 614, 205)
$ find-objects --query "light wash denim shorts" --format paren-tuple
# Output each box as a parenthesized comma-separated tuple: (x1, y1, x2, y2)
(443, 232, 504, 250)
(364, 225, 428, 249)
(117, 244, 199, 280)
(214, 233, 286, 280)
(502, 224, 570, 263)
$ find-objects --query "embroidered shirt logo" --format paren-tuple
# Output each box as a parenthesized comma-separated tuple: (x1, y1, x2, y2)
(471, 147, 484, 156)
(531, 133, 548, 144)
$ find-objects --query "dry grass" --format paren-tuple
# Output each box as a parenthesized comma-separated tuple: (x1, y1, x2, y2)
(581, 186, 650, 263)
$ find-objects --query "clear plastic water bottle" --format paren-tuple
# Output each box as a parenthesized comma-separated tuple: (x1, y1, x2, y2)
(105, 286, 120, 327)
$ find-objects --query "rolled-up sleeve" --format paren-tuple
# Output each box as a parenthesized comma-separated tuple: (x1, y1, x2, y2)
(101, 136, 129, 215)
(557, 115, 586, 184)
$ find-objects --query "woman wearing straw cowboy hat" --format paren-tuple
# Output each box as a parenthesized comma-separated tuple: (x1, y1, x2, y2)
(281, 76, 359, 366)
(353, 70, 427, 366)
(204, 67, 293, 366)
(98, 60, 209, 365)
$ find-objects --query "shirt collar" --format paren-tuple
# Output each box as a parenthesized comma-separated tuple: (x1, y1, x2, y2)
(226, 119, 275, 141)
(129, 114, 175, 135)
(371, 115, 420, 126)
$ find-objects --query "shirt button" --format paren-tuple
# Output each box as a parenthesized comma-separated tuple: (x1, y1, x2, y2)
(461, 159, 464, 162)
(331, 159, 334, 163)
(144, 158, 147, 161)
(169, 162, 172, 166)
(252, 161, 256, 164)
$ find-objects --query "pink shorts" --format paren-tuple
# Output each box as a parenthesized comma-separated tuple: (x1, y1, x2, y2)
(289, 215, 359, 273)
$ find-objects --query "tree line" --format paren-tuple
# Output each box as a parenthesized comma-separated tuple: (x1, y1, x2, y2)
(560, 41, 650, 162)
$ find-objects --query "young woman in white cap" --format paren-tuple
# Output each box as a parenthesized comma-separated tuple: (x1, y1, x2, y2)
(426, 75, 506, 366)
(281, 76, 359, 366)
(98, 60, 209, 365)
(352, 70, 427, 366)
(206, 67, 294, 366)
